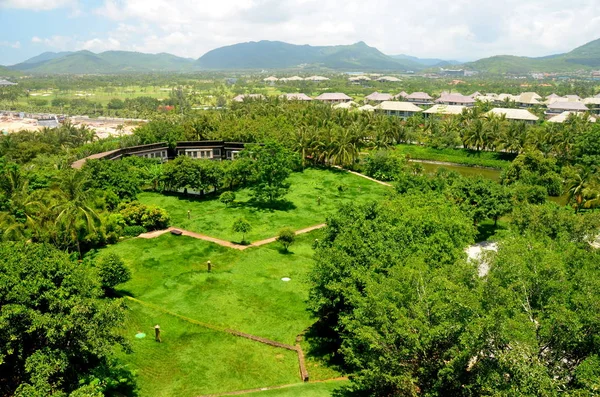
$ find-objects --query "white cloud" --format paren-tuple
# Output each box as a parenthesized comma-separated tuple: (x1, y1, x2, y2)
(0, 40, 21, 48)
(29, 35, 74, 51)
(13, 0, 600, 60)
(0, 0, 76, 10)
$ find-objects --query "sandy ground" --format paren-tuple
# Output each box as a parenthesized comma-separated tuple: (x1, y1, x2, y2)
(1, 115, 138, 139)
(0, 117, 43, 133)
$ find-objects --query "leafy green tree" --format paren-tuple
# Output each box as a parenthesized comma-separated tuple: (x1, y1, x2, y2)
(219, 191, 236, 207)
(363, 150, 406, 181)
(0, 242, 135, 396)
(96, 253, 131, 290)
(276, 228, 296, 251)
(241, 142, 297, 203)
(232, 217, 252, 243)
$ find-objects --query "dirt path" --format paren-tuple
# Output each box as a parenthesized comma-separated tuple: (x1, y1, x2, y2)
(196, 378, 349, 397)
(332, 165, 393, 187)
(138, 224, 326, 250)
(250, 223, 326, 247)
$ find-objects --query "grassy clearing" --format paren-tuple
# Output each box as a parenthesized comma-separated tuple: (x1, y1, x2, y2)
(105, 232, 323, 344)
(118, 300, 300, 397)
(236, 380, 349, 396)
(138, 168, 391, 243)
(395, 144, 515, 169)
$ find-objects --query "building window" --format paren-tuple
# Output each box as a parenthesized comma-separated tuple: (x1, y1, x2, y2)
(213, 148, 221, 157)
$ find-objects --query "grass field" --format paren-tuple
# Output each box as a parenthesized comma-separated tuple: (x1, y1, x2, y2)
(118, 301, 301, 397)
(106, 231, 344, 396)
(138, 168, 391, 243)
(107, 233, 321, 344)
(395, 144, 515, 169)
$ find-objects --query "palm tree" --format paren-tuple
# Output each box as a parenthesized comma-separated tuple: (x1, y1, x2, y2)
(52, 170, 99, 257)
(565, 166, 600, 213)
(463, 118, 488, 151)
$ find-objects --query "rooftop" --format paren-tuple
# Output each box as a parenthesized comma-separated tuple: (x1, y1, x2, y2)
(315, 92, 352, 101)
(547, 101, 589, 111)
(424, 104, 467, 115)
(547, 111, 597, 123)
(486, 108, 539, 121)
(377, 101, 424, 112)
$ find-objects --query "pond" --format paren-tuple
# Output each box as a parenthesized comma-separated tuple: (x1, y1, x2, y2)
(411, 160, 569, 206)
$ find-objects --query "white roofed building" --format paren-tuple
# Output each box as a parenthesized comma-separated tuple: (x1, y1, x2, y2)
(305, 76, 329, 82)
(435, 94, 475, 107)
(232, 94, 265, 102)
(423, 105, 467, 117)
(547, 111, 597, 123)
(365, 92, 394, 103)
(376, 101, 423, 119)
(582, 97, 600, 114)
(315, 93, 352, 104)
(406, 92, 433, 105)
(281, 93, 312, 101)
(546, 101, 589, 115)
(377, 76, 401, 82)
(486, 108, 539, 123)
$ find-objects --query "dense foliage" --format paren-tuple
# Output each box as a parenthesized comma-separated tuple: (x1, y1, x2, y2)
(0, 242, 134, 396)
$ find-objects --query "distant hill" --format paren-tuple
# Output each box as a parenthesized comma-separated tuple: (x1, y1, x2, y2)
(390, 54, 461, 68)
(10, 51, 195, 74)
(464, 38, 600, 73)
(0, 65, 22, 78)
(195, 41, 421, 71)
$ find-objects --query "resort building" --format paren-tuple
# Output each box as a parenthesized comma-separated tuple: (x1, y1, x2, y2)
(314, 93, 353, 104)
(546, 101, 589, 115)
(376, 101, 423, 119)
(72, 141, 247, 169)
(435, 94, 475, 106)
(406, 92, 434, 105)
(547, 111, 597, 123)
(364, 92, 394, 103)
(486, 108, 539, 124)
(232, 94, 265, 102)
(281, 93, 312, 101)
(423, 104, 467, 117)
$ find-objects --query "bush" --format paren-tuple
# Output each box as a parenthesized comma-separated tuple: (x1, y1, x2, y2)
(118, 201, 169, 231)
(364, 150, 406, 181)
(123, 225, 147, 237)
(219, 191, 236, 207)
(96, 253, 131, 290)
(276, 228, 296, 251)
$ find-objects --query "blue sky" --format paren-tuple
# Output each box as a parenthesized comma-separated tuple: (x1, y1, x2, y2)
(1, 0, 600, 66)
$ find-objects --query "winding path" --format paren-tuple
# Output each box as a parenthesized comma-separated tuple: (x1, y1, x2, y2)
(138, 223, 327, 250)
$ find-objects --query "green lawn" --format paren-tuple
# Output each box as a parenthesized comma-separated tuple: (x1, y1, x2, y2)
(394, 144, 515, 169)
(138, 168, 391, 243)
(105, 232, 322, 344)
(118, 301, 300, 397)
(105, 231, 344, 396)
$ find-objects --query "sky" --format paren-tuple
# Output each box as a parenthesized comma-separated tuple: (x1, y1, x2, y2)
(1, 0, 600, 66)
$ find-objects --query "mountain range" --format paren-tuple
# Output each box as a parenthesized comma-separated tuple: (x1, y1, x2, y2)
(464, 38, 600, 73)
(5, 38, 600, 74)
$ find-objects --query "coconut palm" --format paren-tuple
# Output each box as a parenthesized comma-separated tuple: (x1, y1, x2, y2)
(52, 170, 99, 257)
(565, 166, 600, 213)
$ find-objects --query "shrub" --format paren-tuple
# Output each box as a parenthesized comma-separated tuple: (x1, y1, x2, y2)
(122, 225, 147, 237)
(364, 150, 406, 181)
(96, 253, 131, 290)
(118, 201, 169, 231)
(219, 191, 236, 207)
(276, 228, 296, 251)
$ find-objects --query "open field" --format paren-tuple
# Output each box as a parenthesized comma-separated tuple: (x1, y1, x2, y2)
(105, 230, 344, 396)
(138, 168, 391, 243)
(395, 144, 515, 169)
(118, 300, 301, 397)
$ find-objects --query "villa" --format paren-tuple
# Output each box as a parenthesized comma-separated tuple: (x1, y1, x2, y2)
(376, 101, 423, 119)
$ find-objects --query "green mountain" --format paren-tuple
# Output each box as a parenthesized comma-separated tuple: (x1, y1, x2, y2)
(195, 40, 421, 71)
(10, 50, 195, 74)
(390, 54, 461, 67)
(464, 38, 600, 73)
(0, 65, 22, 78)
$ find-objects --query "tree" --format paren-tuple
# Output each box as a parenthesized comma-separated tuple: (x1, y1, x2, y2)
(276, 228, 296, 251)
(96, 253, 131, 290)
(219, 191, 236, 207)
(232, 217, 252, 243)
(241, 142, 297, 203)
(0, 242, 135, 396)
